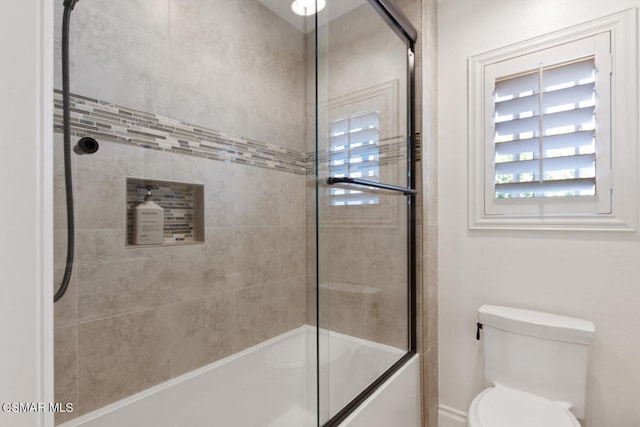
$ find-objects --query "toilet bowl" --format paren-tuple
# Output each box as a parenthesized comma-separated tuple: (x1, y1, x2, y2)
(469, 305, 595, 427)
(468, 385, 581, 427)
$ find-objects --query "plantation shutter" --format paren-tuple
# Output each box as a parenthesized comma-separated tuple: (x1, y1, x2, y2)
(329, 111, 380, 206)
(493, 57, 597, 199)
(469, 15, 636, 229)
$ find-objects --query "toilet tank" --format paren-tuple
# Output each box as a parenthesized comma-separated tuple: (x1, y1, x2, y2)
(479, 305, 595, 419)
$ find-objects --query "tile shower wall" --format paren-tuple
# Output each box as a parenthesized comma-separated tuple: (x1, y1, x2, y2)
(56, 0, 306, 151)
(306, 3, 419, 350)
(54, 127, 307, 423)
(53, 0, 306, 423)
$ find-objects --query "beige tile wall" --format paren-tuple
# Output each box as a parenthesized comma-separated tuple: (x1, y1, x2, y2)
(416, 0, 439, 425)
(54, 141, 307, 422)
(53, 0, 308, 422)
(56, 0, 306, 151)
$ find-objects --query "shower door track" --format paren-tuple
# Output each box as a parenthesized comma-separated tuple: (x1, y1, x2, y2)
(321, 0, 418, 425)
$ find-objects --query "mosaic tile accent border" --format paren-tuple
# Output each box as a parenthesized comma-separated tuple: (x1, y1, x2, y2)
(53, 91, 421, 178)
(53, 90, 307, 175)
(414, 132, 422, 162)
(306, 133, 422, 175)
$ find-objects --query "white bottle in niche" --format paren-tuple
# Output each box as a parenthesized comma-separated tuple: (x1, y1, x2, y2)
(133, 190, 164, 245)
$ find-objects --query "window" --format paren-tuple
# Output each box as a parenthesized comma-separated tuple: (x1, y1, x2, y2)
(329, 111, 380, 206)
(468, 10, 638, 230)
(493, 57, 598, 199)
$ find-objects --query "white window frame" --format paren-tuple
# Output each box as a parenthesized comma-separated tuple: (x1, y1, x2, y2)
(468, 9, 638, 231)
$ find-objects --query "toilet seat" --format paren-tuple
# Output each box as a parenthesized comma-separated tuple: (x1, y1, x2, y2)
(468, 385, 581, 427)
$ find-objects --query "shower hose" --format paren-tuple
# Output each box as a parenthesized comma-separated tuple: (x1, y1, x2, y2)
(54, 0, 79, 302)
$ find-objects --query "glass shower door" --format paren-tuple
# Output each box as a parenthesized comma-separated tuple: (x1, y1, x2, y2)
(315, 0, 416, 424)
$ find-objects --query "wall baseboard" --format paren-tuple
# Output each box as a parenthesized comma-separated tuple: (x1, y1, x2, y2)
(438, 404, 467, 427)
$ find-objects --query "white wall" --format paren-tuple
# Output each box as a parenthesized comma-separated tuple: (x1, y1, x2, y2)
(0, 0, 53, 426)
(438, 1, 640, 426)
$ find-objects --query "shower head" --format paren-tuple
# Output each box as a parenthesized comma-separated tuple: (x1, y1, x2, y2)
(63, 0, 79, 10)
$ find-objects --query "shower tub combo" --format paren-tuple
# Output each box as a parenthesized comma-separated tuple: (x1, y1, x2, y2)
(59, 327, 420, 427)
(52, 0, 420, 425)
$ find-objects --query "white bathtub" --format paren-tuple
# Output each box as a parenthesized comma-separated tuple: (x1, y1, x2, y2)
(59, 325, 420, 427)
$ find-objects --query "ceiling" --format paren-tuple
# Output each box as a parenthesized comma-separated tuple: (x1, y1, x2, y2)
(256, 0, 366, 32)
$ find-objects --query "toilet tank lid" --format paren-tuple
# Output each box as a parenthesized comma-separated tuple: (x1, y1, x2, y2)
(478, 305, 595, 345)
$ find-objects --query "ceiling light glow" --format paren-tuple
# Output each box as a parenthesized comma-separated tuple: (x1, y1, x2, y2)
(291, 0, 326, 16)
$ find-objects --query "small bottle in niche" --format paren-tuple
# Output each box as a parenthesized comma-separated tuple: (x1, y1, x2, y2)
(133, 190, 164, 245)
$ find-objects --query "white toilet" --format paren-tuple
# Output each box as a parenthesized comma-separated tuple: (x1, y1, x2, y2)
(468, 305, 595, 427)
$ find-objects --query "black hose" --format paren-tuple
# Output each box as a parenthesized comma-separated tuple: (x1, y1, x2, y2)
(54, 1, 76, 302)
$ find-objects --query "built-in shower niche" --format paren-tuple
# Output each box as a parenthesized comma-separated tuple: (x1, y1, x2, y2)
(126, 177, 204, 247)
